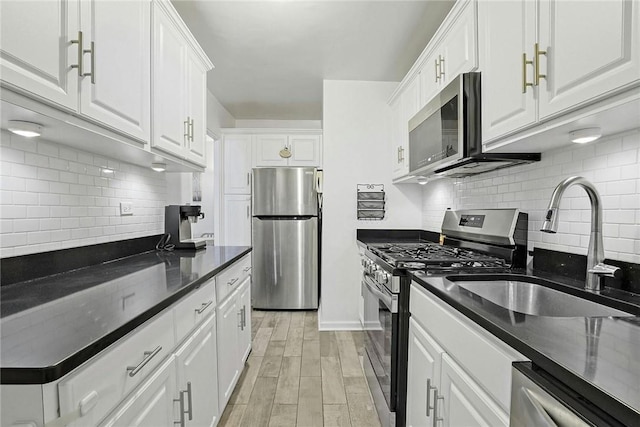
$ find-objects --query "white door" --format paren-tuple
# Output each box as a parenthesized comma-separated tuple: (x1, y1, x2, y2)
(99, 357, 177, 427)
(216, 291, 241, 410)
(406, 318, 445, 427)
(175, 313, 219, 427)
(223, 195, 251, 246)
(438, 354, 508, 427)
(79, 0, 150, 143)
(397, 76, 419, 177)
(223, 134, 252, 194)
(237, 277, 252, 364)
(152, 2, 187, 158)
(439, 0, 478, 86)
(0, 0, 79, 110)
(390, 98, 404, 179)
(253, 134, 289, 167)
(420, 51, 441, 108)
(289, 135, 321, 167)
(479, 0, 537, 143)
(185, 48, 207, 166)
(538, 0, 640, 118)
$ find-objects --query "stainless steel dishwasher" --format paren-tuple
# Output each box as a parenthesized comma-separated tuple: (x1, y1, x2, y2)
(510, 363, 618, 427)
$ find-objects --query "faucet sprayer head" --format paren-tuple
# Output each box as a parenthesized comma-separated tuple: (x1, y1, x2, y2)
(540, 207, 559, 233)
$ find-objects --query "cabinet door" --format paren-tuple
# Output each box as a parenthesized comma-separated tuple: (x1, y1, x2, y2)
(223, 195, 251, 246)
(395, 76, 419, 179)
(237, 276, 252, 364)
(185, 49, 207, 166)
(406, 318, 445, 427)
(223, 134, 252, 194)
(99, 357, 177, 427)
(390, 97, 406, 179)
(479, 0, 537, 143)
(289, 135, 322, 167)
(79, 0, 150, 143)
(419, 52, 441, 108)
(438, 354, 508, 427)
(216, 291, 241, 411)
(538, 0, 640, 118)
(152, 3, 188, 158)
(253, 134, 289, 167)
(175, 313, 219, 427)
(440, 0, 478, 86)
(0, 0, 79, 110)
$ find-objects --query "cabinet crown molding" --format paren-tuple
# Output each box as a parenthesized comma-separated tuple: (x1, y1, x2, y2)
(221, 128, 322, 135)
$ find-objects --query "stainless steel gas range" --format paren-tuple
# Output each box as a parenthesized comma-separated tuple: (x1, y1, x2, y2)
(360, 209, 529, 427)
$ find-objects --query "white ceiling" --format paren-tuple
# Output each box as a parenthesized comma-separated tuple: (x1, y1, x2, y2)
(172, 0, 455, 120)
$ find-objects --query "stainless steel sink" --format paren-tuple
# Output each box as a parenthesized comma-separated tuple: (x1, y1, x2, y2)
(455, 280, 633, 317)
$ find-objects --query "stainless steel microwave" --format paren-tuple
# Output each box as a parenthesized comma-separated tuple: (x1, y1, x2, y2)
(408, 72, 539, 178)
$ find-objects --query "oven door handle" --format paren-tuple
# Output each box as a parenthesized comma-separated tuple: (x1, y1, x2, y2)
(362, 276, 398, 313)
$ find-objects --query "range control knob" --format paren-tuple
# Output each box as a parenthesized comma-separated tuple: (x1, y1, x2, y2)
(379, 272, 389, 285)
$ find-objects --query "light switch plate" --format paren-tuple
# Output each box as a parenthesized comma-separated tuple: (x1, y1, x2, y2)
(120, 202, 133, 216)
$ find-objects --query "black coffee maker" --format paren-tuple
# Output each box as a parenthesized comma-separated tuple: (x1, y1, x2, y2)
(164, 205, 206, 250)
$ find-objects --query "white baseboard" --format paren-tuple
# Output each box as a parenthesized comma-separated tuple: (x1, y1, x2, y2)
(318, 320, 363, 331)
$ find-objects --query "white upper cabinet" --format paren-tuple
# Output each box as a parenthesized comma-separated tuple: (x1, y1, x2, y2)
(0, 0, 80, 110)
(79, 0, 151, 143)
(480, 0, 640, 146)
(253, 134, 289, 167)
(419, 0, 478, 108)
(223, 134, 253, 194)
(151, 0, 212, 167)
(538, 0, 640, 118)
(253, 133, 323, 167)
(479, 0, 537, 142)
(223, 194, 252, 246)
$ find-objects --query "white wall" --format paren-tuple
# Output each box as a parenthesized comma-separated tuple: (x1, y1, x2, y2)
(207, 90, 235, 135)
(0, 131, 166, 257)
(234, 119, 322, 130)
(422, 130, 640, 263)
(321, 80, 423, 330)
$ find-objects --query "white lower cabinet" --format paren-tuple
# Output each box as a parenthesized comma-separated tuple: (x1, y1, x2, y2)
(216, 288, 241, 410)
(408, 282, 525, 427)
(175, 312, 219, 427)
(99, 357, 177, 427)
(216, 257, 252, 413)
(439, 354, 507, 427)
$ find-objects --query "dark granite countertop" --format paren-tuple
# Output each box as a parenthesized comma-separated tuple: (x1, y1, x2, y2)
(0, 245, 251, 384)
(410, 272, 640, 427)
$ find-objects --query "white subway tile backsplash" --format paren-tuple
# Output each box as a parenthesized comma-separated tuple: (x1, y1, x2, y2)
(0, 133, 166, 256)
(422, 131, 640, 263)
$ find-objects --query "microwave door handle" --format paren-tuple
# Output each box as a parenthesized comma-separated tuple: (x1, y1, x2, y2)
(520, 388, 557, 427)
(362, 276, 396, 313)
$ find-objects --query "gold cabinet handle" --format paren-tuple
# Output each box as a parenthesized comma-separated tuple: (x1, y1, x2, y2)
(534, 42, 547, 86)
(70, 31, 83, 75)
(438, 55, 445, 80)
(184, 117, 190, 143)
(435, 59, 439, 82)
(522, 53, 534, 93)
(83, 41, 95, 84)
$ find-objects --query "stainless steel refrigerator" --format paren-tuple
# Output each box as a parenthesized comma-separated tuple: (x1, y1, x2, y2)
(252, 167, 320, 309)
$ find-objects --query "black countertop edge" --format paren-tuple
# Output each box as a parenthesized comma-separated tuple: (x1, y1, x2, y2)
(410, 273, 639, 427)
(356, 229, 440, 244)
(0, 247, 252, 385)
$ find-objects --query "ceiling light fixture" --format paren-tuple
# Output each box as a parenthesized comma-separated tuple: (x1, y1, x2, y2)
(417, 177, 429, 185)
(570, 127, 602, 144)
(7, 120, 43, 138)
(101, 168, 115, 175)
(151, 162, 166, 172)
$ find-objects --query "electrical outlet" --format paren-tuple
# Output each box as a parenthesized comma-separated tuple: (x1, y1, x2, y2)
(120, 202, 133, 216)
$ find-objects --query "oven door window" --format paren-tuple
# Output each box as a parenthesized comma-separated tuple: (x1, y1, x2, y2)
(362, 277, 395, 408)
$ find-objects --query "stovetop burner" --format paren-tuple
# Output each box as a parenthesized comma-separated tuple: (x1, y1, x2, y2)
(368, 242, 509, 271)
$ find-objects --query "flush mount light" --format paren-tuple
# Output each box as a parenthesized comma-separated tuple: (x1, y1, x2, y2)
(570, 127, 602, 144)
(7, 120, 43, 138)
(151, 162, 166, 172)
(417, 177, 429, 185)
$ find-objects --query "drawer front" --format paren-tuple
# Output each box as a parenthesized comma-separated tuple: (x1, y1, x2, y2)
(410, 282, 526, 412)
(174, 277, 216, 343)
(216, 254, 251, 303)
(58, 309, 175, 426)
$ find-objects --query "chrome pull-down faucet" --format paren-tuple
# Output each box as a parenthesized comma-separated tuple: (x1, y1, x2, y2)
(540, 176, 620, 292)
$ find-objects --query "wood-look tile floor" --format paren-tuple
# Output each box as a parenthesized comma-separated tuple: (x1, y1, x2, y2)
(219, 310, 382, 427)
